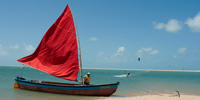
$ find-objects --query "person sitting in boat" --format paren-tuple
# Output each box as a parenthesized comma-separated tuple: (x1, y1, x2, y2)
(83, 72, 91, 85)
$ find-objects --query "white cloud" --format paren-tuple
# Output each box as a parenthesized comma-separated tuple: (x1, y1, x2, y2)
(110, 46, 129, 63)
(137, 47, 159, 57)
(117, 46, 125, 53)
(143, 48, 152, 52)
(0, 50, 8, 56)
(178, 47, 186, 54)
(90, 37, 98, 41)
(97, 52, 104, 57)
(165, 19, 182, 33)
(96, 46, 130, 63)
(113, 46, 125, 57)
(185, 12, 200, 32)
(150, 50, 159, 55)
(0, 45, 8, 56)
(153, 19, 182, 33)
(153, 22, 165, 30)
(23, 43, 35, 52)
(173, 55, 177, 58)
(10, 44, 19, 49)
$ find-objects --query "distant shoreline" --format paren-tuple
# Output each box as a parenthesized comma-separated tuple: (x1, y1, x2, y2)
(83, 67, 200, 72)
(1, 65, 200, 72)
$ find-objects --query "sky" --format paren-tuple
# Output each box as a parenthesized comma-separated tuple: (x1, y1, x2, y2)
(0, 0, 200, 70)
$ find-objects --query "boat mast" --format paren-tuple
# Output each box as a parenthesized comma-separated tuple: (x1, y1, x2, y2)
(72, 12, 83, 85)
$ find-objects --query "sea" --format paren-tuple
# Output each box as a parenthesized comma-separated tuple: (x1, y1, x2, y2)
(0, 66, 200, 100)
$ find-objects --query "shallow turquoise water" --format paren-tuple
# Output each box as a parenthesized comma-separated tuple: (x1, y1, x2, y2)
(0, 66, 200, 100)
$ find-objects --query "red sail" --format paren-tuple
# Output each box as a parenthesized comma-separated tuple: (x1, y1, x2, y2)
(17, 5, 79, 81)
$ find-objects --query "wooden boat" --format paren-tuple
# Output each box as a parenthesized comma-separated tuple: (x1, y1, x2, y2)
(14, 4, 119, 96)
(15, 77, 119, 96)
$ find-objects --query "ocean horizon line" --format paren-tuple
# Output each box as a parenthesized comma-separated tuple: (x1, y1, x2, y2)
(83, 67, 200, 72)
(1, 65, 200, 72)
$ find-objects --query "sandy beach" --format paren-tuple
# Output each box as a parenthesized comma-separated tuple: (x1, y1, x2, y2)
(97, 94, 200, 100)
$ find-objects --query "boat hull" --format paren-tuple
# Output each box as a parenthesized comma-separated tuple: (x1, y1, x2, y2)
(15, 77, 119, 96)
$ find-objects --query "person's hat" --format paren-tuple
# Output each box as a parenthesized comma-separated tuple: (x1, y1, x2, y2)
(87, 72, 90, 75)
